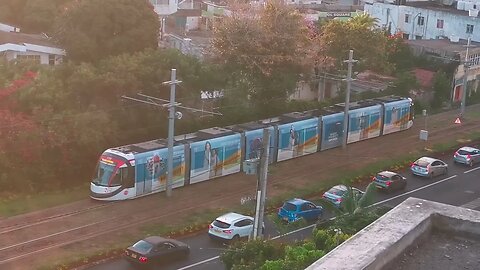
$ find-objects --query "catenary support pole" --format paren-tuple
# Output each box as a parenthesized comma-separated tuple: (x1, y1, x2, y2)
(253, 128, 270, 240)
(460, 37, 473, 118)
(166, 69, 177, 197)
(342, 50, 357, 149)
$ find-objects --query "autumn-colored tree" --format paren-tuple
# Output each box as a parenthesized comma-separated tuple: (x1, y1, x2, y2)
(212, 1, 313, 112)
(53, 0, 160, 63)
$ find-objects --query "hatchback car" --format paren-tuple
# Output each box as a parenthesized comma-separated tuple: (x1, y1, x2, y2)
(373, 171, 407, 192)
(453, 146, 480, 167)
(278, 198, 324, 223)
(410, 157, 448, 178)
(208, 212, 259, 241)
(322, 185, 364, 207)
(125, 236, 190, 268)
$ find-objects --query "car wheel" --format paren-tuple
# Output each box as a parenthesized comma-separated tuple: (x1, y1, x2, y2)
(429, 172, 434, 179)
(469, 161, 474, 167)
(444, 167, 448, 175)
(231, 235, 240, 243)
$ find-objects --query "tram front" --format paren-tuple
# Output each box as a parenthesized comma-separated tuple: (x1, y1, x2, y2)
(90, 150, 135, 201)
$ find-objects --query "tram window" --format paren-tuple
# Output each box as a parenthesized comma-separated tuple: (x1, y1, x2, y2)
(110, 167, 127, 186)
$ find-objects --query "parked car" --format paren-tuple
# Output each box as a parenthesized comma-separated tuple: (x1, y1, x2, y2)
(278, 198, 324, 223)
(410, 157, 448, 178)
(124, 236, 189, 268)
(322, 185, 364, 207)
(454, 146, 480, 167)
(208, 212, 261, 241)
(373, 171, 407, 192)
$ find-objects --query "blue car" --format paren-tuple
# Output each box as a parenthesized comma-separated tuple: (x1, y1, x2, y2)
(278, 198, 323, 223)
(322, 185, 364, 208)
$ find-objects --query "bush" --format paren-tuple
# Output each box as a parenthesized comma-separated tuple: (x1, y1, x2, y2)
(261, 241, 326, 270)
(312, 229, 350, 252)
(221, 240, 285, 270)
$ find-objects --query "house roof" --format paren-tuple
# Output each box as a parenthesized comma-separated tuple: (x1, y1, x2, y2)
(412, 68, 435, 89)
(406, 38, 480, 54)
(0, 31, 57, 47)
(404, 1, 470, 17)
(174, 9, 202, 17)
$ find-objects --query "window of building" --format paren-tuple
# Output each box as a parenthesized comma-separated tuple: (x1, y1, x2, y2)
(417, 16, 425, 26)
(402, 33, 410, 39)
(437, 19, 444, 29)
(48, 55, 55, 65)
(16, 54, 41, 63)
(404, 14, 410, 23)
(467, 24, 474, 34)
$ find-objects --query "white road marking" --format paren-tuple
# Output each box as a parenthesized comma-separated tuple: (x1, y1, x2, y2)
(177, 174, 459, 269)
(177, 256, 220, 270)
(461, 197, 480, 209)
(464, 166, 480, 174)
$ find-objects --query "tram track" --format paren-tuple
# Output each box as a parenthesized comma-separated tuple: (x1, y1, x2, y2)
(0, 107, 479, 268)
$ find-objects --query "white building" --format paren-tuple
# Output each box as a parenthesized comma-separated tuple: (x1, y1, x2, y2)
(365, 0, 480, 41)
(0, 31, 65, 65)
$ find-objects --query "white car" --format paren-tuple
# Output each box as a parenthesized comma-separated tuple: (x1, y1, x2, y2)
(208, 212, 256, 241)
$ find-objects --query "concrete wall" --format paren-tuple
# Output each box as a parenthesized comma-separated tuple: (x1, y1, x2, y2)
(306, 198, 480, 270)
(365, 2, 480, 41)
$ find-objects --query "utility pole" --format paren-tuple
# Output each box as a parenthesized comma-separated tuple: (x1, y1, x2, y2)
(163, 69, 179, 197)
(253, 128, 270, 240)
(460, 37, 474, 118)
(342, 50, 358, 149)
(122, 69, 222, 197)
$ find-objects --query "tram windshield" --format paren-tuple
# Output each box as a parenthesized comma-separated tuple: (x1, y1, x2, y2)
(93, 162, 118, 187)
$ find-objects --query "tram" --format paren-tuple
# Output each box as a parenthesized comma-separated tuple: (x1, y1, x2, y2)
(90, 96, 414, 201)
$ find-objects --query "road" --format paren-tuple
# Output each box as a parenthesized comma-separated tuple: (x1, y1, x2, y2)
(87, 153, 480, 270)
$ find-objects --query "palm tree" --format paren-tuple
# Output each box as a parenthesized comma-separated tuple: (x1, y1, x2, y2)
(348, 13, 379, 30)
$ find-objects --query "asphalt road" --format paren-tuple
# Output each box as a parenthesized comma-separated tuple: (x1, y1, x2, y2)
(87, 155, 480, 270)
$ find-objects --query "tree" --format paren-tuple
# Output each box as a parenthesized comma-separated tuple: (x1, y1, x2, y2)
(261, 242, 326, 270)
(212, 1, 312, 113)
(430, 71, 451, 110)
(221, 240, 285, 270)
(317, 14, 392, 73)
(53, 0, 160, 63)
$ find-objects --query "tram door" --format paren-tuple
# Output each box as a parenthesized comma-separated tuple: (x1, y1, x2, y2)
(359, 114, 369, 140)
(400, 106, 408, 130)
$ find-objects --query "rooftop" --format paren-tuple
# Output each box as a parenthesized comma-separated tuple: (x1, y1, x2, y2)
(306, 197, 480, 270)
(404, 1, 470, 16)
(0, 31, 57, 47)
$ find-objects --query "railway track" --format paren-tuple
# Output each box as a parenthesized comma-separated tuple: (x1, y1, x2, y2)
(0, 107, 479, 268)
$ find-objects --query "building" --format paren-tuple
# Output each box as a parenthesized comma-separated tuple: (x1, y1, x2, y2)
(0, 31, 65, 65)
(0, 23, 20, 33)
(365, 0, 480, 42)
(407, 38, 480, 101)
(307, 197, 480, 270)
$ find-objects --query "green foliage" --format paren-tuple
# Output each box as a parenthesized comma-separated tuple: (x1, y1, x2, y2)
(430, 70, 451, 110)
(317, 206, 391, 235)
(390, 71, 419, 96)
(318, 14, 392, 73)
(221, 240, 285, 270)
(261, 241, 326, 270)
(53, 0, 160, 63)
(312, 228, 350, 252)
(212, 1, 311, 114)
(269, 213, 310, 234)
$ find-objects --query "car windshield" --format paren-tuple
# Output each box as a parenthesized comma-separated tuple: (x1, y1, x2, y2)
(132, 240, 153, 254)
(458, 149, 474, 155)
(328, 187, 346, 196)
(282, 202, 297, 211)
(415, 160, 430, 167)
(213, 220, 230, 229)
(375, 174, 390, 181)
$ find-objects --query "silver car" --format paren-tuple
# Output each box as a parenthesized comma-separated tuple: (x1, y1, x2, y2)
(454, 146, 480, 167)
(410, 157, 448, 178)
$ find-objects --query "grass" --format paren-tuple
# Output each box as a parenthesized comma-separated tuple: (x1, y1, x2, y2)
(0, 183, 89, 218)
